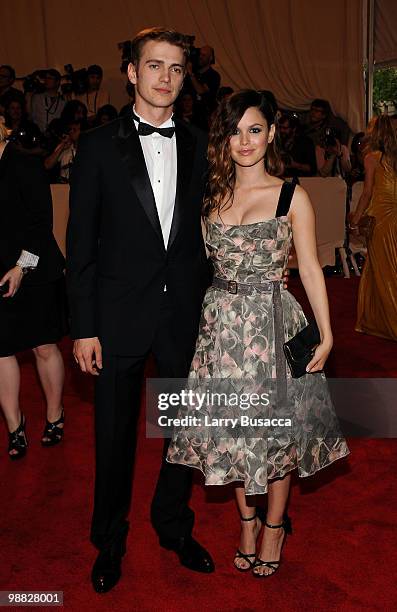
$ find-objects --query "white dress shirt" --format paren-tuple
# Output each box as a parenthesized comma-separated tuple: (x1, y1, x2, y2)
(133, 106, 177, 248)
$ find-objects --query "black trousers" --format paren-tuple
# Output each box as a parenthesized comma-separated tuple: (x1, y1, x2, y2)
(91, 294, 196, 551)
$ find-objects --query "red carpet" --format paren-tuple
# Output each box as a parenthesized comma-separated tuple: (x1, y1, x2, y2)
(1, 277, 396, 611)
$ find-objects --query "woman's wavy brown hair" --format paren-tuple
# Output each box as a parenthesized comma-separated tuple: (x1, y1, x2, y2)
(364, 114, 397, 174)
(203, 89, 283, 217)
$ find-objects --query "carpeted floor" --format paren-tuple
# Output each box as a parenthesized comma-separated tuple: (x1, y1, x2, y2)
(0, 277, 396, 611)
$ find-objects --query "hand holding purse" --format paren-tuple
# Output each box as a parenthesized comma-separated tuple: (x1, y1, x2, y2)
(283, 320, 321, 378)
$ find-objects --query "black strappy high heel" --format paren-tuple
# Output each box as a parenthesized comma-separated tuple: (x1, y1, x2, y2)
(8, 413, 28, 460)
(41, 409, 64, 447)
(252, 515, 292, 578)
(234, 506, 266, 572)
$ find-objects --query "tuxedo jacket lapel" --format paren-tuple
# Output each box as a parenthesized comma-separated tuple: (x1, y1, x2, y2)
(167, 119, 196, 250)
(113, 114, 164, 247)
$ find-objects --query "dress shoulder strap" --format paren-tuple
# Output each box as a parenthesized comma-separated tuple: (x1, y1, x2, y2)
(275, 181, 296, 217)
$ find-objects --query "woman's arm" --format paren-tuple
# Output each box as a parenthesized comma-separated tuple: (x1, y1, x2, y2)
(316, 145, 335, 178)
(44, 137, 70, 170)
(290, 186, 333, 373)
(349, 153, 377, 227)
(340, 144, 351, 176)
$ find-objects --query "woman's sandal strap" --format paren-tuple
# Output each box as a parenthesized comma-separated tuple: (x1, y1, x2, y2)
(8, 433, 27, 451)
(240, 514, 257, 521)
(45, 410, 64, 429)
(44, 422, 63, 433)
(43, 410, 64, 435)
(235, 550, 256, 559)
(235, 550, 256, 568)
(265, 521, 284, 529)
(254, 559, 280, 569)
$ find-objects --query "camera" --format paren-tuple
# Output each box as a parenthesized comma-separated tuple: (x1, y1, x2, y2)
(61, 65, 88, 96)
(22, 70, 47, 94)
(323, 127, 337, 148)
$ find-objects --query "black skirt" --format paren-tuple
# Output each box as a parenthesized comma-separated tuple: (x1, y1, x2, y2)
(0, 275, 69, 357)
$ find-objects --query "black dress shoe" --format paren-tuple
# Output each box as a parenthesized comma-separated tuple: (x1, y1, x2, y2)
(160, 535, 215, 573)
(91, 546, 124, 593)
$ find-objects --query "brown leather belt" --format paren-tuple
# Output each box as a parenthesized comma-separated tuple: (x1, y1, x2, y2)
(211, 276, 283, 295)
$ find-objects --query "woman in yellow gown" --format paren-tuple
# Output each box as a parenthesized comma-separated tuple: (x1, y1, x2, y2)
(350, 115, 397, 341)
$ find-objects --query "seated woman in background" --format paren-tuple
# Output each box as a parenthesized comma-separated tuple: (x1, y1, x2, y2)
(350, 114, 397, 341)
(44, 119, 81, 183)
(0, 122, 68, 459)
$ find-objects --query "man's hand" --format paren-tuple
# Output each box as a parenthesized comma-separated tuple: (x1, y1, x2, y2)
(73, 337, 103, 375)
(0, 266, 24, 298)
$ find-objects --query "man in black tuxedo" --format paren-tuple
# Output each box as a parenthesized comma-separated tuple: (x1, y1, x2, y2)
(66, 27, 214, 593)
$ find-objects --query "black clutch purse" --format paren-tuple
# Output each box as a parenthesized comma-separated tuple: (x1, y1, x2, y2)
(283, 320, 321, 378)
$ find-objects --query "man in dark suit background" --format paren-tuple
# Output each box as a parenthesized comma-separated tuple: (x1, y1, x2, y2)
(66, 27, 214, 593)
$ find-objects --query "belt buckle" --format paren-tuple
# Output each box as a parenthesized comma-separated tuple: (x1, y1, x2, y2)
(227, 280, 238, 294)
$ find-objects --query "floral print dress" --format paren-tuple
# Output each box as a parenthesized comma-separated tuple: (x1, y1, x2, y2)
(167, 182, 349, 494)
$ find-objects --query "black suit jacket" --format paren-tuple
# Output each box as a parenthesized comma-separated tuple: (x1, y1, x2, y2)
(0, 144, 65, 285)
(66, 114, 210, 355)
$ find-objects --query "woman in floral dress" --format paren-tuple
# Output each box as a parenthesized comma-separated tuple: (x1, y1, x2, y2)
(167, 90, 349, 577)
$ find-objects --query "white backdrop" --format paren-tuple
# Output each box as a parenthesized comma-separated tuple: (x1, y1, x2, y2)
(0, 0, 368, 131)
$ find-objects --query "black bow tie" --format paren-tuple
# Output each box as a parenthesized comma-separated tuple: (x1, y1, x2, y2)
(138, 123, 175, 138)
(133, 112, 175, 138)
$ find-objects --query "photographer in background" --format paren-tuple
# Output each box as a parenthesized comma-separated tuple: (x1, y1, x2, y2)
(186, 45, 220, 114)
(30, 69, 66, 134)
(75, 65, 110, 125)
(278, 113, 317, 178)
(44, 119, 81, 182)
(303, 98, 350, 148)
(316, 127, 351, 178)
(0, 65, 25, 115)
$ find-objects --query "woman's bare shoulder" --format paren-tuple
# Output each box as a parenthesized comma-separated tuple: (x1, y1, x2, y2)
(291, 183, 311, 206)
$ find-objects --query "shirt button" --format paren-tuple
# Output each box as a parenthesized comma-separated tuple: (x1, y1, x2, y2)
(158, 179, 161, 183)
(158, 151, 161, 154)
